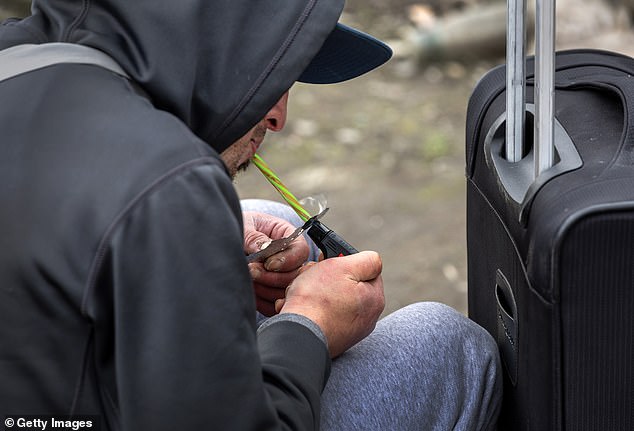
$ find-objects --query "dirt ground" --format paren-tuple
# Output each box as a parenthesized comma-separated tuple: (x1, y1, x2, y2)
(235, 0, 634, 316)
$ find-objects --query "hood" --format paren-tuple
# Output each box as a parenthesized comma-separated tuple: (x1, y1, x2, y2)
(3, 0, 344, 153)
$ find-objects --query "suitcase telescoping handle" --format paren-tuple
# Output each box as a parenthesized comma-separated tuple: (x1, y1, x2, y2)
(506, 0, 556, 177)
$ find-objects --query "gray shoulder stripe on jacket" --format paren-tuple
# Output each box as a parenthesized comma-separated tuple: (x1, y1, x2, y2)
(0, 42, 129, 83)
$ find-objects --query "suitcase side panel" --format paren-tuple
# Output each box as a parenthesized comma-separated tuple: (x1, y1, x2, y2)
(558, 210, 634, 430)
(467, 181, 560, 430)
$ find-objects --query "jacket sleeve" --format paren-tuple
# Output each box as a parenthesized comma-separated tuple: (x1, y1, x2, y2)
(84, 161, 331, 430)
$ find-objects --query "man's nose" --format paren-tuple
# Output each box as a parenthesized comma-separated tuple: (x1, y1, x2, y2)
(265, 91, 289, 132)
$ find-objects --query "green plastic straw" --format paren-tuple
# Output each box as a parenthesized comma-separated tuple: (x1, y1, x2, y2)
(252, 154, 311, 222)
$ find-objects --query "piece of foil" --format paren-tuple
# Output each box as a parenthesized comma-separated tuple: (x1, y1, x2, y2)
(298, 193, 327, 218)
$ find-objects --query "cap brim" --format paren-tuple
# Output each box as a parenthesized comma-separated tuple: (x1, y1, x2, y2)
(298, 23, 392, 84)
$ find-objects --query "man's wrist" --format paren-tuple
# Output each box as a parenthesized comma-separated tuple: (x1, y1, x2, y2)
(257, 313, 327, 347)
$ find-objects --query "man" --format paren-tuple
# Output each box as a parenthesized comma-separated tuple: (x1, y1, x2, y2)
(0, 0, 501, 429)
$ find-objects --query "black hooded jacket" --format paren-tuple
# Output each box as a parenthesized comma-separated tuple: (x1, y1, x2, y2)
(0, 1, 344, 429)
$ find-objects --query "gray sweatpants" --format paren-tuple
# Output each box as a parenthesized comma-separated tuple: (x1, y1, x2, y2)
(242, 199, 502, 430)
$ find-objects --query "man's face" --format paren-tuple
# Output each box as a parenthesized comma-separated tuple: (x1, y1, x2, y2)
(220, 92, 289, 177)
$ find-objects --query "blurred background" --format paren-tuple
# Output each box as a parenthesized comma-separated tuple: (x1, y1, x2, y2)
(4, 0, 634, 315)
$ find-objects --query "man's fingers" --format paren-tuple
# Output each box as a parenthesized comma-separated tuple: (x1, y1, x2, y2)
(253, 282, 286, 302)
(242, 211, 302, 254)
(244, 230, 273, 254)
(261, 238, 310, 272)
(274, 298, 286, 314)
(250, 263, 300, 287)
(297, 261, 317, 275)
(326, 250, 382, 282)
(256, 297, 277, 317)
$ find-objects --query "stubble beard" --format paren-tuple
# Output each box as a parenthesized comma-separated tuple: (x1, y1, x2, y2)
(235, 124, 267, 177)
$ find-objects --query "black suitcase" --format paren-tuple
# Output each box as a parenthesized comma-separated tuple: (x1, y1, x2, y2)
(466, 1, 634, 429)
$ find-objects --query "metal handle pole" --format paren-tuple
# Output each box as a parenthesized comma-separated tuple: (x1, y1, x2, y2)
(506, 0, 526, 163)
(534, 0, 556, 176)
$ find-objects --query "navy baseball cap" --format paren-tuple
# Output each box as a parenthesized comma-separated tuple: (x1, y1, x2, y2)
(298, 23, 392, 84)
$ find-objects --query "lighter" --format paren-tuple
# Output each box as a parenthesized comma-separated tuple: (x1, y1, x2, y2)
(306, 219, 358, 259)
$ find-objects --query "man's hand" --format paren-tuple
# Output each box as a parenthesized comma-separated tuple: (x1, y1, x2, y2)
(243, 211, 310, 316)
(279, 251, 385, 358)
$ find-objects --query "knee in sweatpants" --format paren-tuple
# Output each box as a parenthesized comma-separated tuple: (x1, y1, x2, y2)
(394, 302, 502, 428)
(399, 301, 498, 361)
